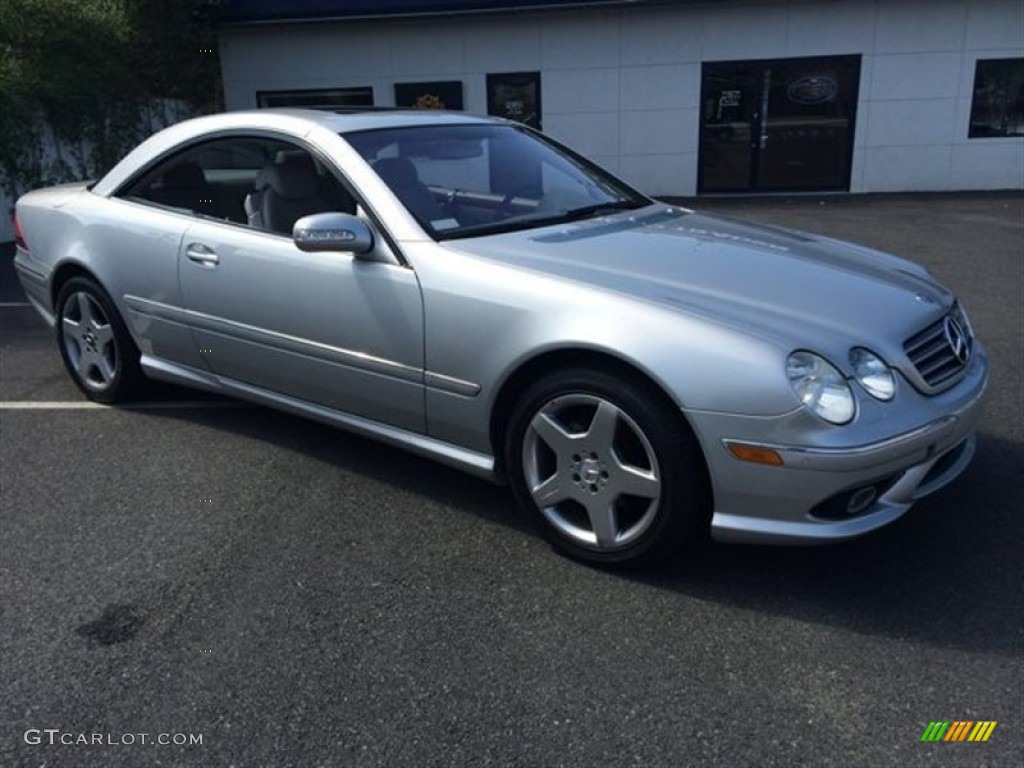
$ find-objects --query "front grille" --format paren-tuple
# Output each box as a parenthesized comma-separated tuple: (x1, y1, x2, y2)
(903, 304, 974, 389)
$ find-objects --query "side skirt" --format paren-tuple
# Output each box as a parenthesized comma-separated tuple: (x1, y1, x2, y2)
(140, 354, 498, 482)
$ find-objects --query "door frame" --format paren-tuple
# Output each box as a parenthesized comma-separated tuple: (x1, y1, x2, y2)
(697, 54, 862, 194)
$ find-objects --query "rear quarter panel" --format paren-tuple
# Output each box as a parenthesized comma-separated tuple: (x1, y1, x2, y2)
(16, 187, 203, 368)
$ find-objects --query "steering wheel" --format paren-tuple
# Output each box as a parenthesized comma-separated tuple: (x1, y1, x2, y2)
(494, 186, 538, 221)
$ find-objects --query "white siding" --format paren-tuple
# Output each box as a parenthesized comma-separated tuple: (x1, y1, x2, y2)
(6, 0, 1019, 240)
(202, 1, 1024, 197)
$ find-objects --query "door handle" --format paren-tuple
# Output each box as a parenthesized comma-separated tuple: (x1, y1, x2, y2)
(185, 243, 219, 266)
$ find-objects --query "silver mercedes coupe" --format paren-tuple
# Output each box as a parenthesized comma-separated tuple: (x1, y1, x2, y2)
(13, 109, 989, 564)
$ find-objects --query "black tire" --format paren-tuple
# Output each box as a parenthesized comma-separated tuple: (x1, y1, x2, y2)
(55, 276, 143, 403)
(505, 366, 710, 566)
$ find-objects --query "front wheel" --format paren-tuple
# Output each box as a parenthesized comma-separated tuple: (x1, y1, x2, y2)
(505, 367, 710, 565)
(55, 277, 143, 403)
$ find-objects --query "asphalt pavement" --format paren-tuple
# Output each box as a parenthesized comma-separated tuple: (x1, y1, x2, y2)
(1, 194, 1022, 767)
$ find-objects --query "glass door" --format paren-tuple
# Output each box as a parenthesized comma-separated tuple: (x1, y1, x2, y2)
(699, 55, 861, 193)
(699, 62, 760, 191)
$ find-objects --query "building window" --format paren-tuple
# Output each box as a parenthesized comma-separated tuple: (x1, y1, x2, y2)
(969, 58, 1024, 138)
(257, 87, 374, 111)
(487, 72, 542, 130)
(699, 55, 861, 193)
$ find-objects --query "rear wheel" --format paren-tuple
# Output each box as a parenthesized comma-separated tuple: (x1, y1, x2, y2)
(55, 277, 142, 403)
(505, 367, 709, 565)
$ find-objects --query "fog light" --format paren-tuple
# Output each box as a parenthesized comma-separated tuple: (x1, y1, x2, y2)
(847, 486, 877, 515)
(811, 475, 899, 520)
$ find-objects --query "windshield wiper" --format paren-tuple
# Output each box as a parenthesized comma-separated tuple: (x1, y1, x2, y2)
(558, 200, 647, 222)
(437, 200, 649, 241)
(439, 215, 564, 240)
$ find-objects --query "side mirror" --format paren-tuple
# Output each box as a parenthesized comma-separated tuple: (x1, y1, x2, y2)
(293, 212, 374, 254)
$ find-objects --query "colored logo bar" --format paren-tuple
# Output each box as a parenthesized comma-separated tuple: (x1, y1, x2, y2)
(921, 721, 997, 742)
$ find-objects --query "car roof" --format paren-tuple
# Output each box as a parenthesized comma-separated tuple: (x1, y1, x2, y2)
(255, 107, 500, 133)
(175, 108, 501, 137)
(91, 108, 503, 196)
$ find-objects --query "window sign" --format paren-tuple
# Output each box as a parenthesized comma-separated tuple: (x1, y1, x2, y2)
(394, 81, 464, 110)
(487, 72, 542, 130)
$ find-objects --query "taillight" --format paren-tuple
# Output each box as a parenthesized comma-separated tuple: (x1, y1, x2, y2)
(13, 211, 28, 251)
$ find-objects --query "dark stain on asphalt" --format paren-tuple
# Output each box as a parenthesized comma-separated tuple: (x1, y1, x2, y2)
(76, 604, 146, 646)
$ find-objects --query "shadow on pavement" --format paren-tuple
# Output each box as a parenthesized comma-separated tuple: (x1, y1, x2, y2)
(0, 241, 22, 303)
(630, 430, 1023, 659)
(139, 393, 1021, 659)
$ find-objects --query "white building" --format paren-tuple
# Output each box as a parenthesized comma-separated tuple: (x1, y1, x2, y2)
(2, 0, 1020, 242)
(217, 0, 1024, 197)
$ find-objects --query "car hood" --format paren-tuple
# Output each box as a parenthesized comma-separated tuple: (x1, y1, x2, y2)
(442, 205, 953, 364)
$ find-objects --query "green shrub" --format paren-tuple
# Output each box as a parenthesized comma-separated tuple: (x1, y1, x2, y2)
(0, 0, 224, 197)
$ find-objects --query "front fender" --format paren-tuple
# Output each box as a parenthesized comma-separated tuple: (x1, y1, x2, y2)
(410, 242, 795, 455)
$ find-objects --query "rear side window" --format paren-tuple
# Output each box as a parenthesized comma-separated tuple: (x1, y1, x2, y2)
(118, 136, 356, 233)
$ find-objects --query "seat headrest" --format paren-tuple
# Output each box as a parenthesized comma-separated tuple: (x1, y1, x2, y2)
(163, 162, 206, 188)
(373, 157, 420, 188)
(255, 155, 318, 200)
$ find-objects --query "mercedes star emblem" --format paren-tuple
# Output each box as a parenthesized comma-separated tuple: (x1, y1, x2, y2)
(943, 315, 970, 365)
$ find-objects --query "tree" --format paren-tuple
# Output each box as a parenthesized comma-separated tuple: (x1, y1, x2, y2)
(0, 0, 224, 198)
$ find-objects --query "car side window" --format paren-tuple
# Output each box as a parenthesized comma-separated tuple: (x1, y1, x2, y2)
(118, 136, 357, 236)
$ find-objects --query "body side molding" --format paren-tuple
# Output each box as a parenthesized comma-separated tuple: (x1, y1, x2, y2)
(139, 354, 497, 480)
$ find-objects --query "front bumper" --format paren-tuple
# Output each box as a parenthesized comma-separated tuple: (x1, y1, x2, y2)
(687, 345, 990, 545)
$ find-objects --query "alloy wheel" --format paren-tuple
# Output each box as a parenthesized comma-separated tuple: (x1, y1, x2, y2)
(61, 291, 118, 392)
(521, 394, 662, 551)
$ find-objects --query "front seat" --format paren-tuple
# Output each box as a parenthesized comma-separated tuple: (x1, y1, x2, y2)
(247, 154, 332, 235)
(153, 161, 223, 218)
(273, 150, 355, 214)
(372, 157, 444, 225)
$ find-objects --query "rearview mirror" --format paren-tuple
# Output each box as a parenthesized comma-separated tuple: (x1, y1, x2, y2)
(293, 212, 374, 254)
(401, 139, 485, 160)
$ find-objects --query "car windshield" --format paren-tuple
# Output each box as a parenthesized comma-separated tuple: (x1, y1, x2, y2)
(343, 123, 649, 240)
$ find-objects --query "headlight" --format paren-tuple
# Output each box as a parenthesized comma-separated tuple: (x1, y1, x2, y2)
(850, 347, 895, 401)
(787, 351, 855, 424)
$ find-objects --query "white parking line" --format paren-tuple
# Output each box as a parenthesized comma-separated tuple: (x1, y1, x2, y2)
(0, 400, 252, 410)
